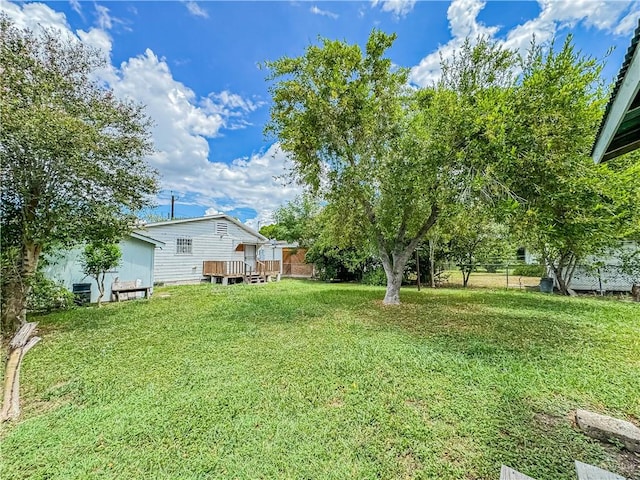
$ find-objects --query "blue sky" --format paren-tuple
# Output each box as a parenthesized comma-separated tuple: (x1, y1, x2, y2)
(2, 0, 639, 228)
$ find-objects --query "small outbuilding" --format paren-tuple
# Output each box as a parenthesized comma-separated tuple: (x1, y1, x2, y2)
(43, 232, 164, 303)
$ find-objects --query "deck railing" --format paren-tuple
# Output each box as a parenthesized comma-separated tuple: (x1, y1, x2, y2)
(257, 260, 280, 275)
(203, 260, 280, 277)
(203, 260, 246, 277)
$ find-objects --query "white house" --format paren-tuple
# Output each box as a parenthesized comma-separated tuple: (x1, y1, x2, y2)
(592, 19, 640, 164)
(582, 19, 640, 293)
(139, 215, 277, 285)
(569, 241, 638, 292)
(43, 232, 164, 303)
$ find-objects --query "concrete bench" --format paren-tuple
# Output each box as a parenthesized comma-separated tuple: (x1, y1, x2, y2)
(111, 281, 151, 302)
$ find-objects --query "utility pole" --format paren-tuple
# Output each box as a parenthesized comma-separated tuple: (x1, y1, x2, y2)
(170, 193, 175, 220)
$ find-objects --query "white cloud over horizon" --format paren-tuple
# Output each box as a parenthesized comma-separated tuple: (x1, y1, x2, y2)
(184, 1, 208, 19)
(371, 0, 417, 18)
(310, 5, 339, 20)
(0, 0, 300, 227)
(3, 0, 637, 228)
(410, 0, 640, 87)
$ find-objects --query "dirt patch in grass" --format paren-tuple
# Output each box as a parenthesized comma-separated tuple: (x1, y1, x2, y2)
(610, 448, 640, 480)
(534, 412, 564, 429)
(398, 449, 421, 478)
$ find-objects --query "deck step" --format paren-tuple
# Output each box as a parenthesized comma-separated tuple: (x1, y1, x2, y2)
(575, 461, 626, 480)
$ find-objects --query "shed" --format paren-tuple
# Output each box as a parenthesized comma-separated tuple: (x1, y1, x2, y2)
(43, 232, 164, 303)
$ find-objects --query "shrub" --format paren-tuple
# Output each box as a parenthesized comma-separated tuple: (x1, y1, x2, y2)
(361, 267, 387, 286)
(27, 272, 74, 313)
(511, 264, 545, 277)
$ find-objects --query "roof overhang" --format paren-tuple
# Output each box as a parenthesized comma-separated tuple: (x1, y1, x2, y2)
(129, 231, 165, 247)
(142, 214, 268, 242)
(592, 19, 640, 163)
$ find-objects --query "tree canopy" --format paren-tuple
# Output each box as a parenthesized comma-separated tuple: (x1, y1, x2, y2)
(81, 242, 122, 307)
(266, 31, 517, 304)
(501, 38, 640, 294)
(0, 17, 158, 333)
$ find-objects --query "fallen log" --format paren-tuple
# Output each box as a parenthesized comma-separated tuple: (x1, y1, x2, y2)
(1, 322, 41, 422)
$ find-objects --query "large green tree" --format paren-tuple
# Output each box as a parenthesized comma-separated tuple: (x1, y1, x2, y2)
(266, 32, 516, 304)
(0, 17, 158, 334)
(502, 38, 640, 294)
(264, 194, 321, 246)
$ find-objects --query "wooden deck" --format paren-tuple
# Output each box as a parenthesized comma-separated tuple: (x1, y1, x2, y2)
(202, 260, 281, 285)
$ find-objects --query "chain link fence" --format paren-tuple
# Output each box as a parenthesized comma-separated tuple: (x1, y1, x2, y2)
(440, 263, 637, 293)
(569, 264, 636, 293)
(439, 263, 542, 289)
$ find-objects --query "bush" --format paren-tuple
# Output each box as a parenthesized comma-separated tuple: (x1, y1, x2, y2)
(511, 264, 545, 277)
(361, 267, 387, 286)
(27, 272, 74, 313)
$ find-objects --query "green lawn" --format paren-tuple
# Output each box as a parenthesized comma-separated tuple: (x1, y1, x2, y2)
(2, 280, 639, 480)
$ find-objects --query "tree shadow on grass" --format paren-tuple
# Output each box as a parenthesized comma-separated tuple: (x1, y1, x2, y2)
(303, 286, 600, 355)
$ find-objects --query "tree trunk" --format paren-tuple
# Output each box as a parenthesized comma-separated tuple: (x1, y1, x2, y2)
(462, 268, 471, 287)
(554, 272, 569, 295)
(1, 243, 41, 337)
(429, 239, 435, 288)
(2, 277, 25, 337)
(553, 253, 577, 296)
(381, 252, 408, 305)
(368, 204, 440, 305)
(96, 272, 105, 307)
(1, 322, 41, 422)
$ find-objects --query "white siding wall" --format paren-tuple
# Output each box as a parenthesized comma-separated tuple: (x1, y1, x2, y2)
(569, 241, 638, 292)
(142, 218, 263, 284)
(258, 244, 284, 273)
(43, 237, 156, 303)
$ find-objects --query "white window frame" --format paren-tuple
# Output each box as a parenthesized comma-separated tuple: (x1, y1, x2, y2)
(176, 237, 193, 255)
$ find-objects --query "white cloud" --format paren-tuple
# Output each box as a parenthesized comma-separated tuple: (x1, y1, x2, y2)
(371, 0, 416, 18)
(69, 0, 82, 16)
(94, 4, 113, 30)
(76, 27, 113, 55)
(410, 0, 498, 86)
(156, 143, 301, 219)
(184, 1, 209, 19)
(310, 5, 338, 19)
(244, 209, 276, 232)
(0, 0, 71, 35)
(614, 8, 640, 36)
(410, 0, 640, 87)
(0, 1, 298, 223)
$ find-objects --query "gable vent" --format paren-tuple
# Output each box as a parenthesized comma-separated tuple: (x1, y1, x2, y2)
(216, 222, 228, 235)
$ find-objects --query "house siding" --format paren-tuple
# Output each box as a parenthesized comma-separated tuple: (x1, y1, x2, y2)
(258, 244, 284, 273)
(43, 236, 157, 303)
(569, 241, 638, 292)
(141, 218, 264, 284)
